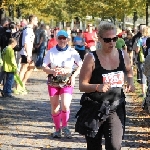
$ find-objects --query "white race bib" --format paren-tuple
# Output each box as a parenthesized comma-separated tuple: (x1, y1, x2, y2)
(102, 71, 124, 87)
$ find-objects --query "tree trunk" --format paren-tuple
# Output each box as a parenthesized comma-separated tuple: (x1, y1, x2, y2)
(146, 2, 149, 26)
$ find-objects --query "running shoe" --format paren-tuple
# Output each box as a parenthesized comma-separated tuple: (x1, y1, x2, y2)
(52, 129, 61, 138)
(62, 126, 72, 138)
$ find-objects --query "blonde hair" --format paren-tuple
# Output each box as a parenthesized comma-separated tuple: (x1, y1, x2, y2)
(142, 26, 149, 37)
(97, 21, 117, 37)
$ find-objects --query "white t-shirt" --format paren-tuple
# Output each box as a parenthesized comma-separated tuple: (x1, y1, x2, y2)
(42, 46, 82, 71)
(20, 26, 35, 57)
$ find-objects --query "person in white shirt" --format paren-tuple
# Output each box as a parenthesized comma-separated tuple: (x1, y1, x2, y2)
(15, 15, 38, 94)
(42, 30, 82, 138)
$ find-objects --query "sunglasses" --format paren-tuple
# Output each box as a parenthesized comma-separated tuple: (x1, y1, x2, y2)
(100, 36, 118, 43)
(58, 36, 67, 40)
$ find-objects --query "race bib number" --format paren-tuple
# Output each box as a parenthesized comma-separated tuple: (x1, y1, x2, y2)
(102, 71, 124, 87)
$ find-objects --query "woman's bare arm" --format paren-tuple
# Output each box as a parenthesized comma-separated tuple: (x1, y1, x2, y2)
(43, 66, 54, 74)
(123, 50, 134, 85)
(79, 53, 97, 92)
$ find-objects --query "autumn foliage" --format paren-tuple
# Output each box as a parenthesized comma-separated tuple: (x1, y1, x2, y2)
(0, 0, 149, 23)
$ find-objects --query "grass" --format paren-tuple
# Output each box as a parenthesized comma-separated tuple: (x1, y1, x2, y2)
(126, 66, 150, 149)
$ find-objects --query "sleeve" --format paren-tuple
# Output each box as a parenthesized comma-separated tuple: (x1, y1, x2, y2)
(132, 35, 136, 46)
(71, 48, 83, 67)
(40, 30, 45, 38)
(24, 28, 32, 44)
(47, 40, 51, 50)
(10, 50, 17, 72)
(146, 37, 150, 46)
(83, 38, 85, 42)
(145, 38, 150, 57)
(137, 38, 141, 47)
(122, 39, 126, 47)
(42, 50, 51, 67)
(73, 37, 76, 43)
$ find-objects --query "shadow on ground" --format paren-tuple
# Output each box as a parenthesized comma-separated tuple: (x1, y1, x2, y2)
(0, 86, 150, 150)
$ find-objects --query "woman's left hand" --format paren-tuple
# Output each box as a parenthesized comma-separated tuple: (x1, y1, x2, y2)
(125, 84, 135, 93)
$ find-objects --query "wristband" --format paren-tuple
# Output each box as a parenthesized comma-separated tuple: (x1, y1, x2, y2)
(95, 84, 100, 92)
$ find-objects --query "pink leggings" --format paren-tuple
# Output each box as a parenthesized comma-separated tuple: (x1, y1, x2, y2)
(48, 85, 73, 97)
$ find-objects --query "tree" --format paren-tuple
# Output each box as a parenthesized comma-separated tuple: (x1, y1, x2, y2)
(0, 0, 148, 24)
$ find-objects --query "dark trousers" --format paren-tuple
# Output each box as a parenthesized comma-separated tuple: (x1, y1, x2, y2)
(36, 43, 46, 67)
(76, 49, 86, 61)
(85, 103, 126, 150)
(137, 62, 146, 84)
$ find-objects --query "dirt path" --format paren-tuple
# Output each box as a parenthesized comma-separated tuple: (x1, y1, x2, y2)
(0, 71, 149, 150)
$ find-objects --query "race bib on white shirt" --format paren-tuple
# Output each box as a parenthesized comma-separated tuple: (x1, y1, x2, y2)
(102, 71, 124, 87)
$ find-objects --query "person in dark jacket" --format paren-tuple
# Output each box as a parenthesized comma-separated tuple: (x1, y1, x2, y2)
(75, 21, 135, 150)
(132, 24, 146, 47)
(132, 24, 146, 82)
(0, 18, 11, 86)
(0, 18, 11, 51)
(124, 32, 133, 66)
(144, 37, 150, 57)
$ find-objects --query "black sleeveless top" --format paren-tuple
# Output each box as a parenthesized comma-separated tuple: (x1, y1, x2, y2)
(86, 50, 126, 102)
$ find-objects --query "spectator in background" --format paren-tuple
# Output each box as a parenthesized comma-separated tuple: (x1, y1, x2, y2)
(47, 34, 57, 50)
(0, 18, 12, 51)
(45, 25, 51, 40)
(0, 18, 11, 86)
(66, 27, 72, 46)
(116, 28, 127, 51)
(9, 22, 17, 33)
(53, 27, 59, 38)
(144, 32, 150, 57)
(15, 15, 38, 95)
(143, 50, 150, 112)
(20, 19, 28, 28)
(15, 21, 20, 31)
(117, 27, 126, 39)
(132, 24, 146, 49)
(132, 24, 146, 69)
(132, 28, 138, 36)
(132, 24, 146, 82)
(71, 26, 77, 43)
(35, 24, 48, 69)
(0, 17, 10, 34)
(135, 26, 148, 98)
(83, 24, 98, 52)
(1, 38, 17, 98)
(124, 32, 134, 66)
(14, 20, 28, 72)
(73, 30, 86, 60)
(47, 28, 58, 50)
(116, 37, 127, 51)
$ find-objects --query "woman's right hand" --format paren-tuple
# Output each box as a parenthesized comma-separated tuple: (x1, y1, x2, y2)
(52, 67, 61, 76)
(98, 83, 111, 92)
